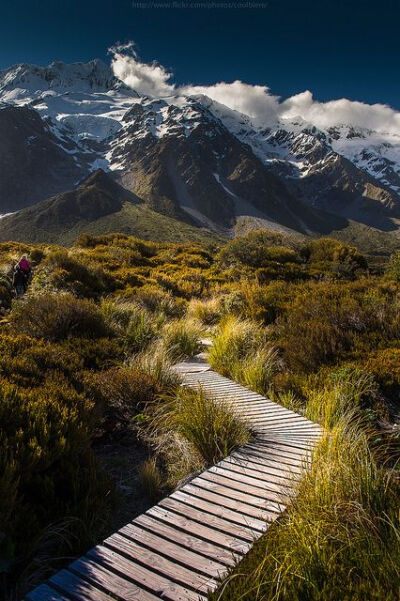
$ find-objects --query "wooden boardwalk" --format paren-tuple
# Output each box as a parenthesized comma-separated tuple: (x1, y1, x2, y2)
(26, 354, 322, 601)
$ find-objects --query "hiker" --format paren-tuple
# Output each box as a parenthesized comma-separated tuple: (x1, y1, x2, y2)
(13, 255, 32, 296)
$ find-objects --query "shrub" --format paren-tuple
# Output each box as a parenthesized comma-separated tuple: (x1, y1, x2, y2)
(9, 293, 108, 341)
(385, 251, 400, 281)
(126, 284, 185, 317)
(240, 281, 291, 323)
(365, 349, 400, 406)
(85, 366, 167, 437)
(217, 230, 300, 268)
(304, 238, 368, 278)
(42, 250, 113, 298)
(277, 284, 364, 371)
(0, 334, 83, 388)
(0, 271, 13, 312)
(29, 248, 45, 265)
(0, 380, 113, 591)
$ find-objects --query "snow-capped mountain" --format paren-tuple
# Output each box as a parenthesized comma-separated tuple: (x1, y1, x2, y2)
(0, 58, 399, 236)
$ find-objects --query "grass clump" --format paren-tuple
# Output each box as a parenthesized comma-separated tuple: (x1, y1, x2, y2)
(161, 318, 203, 362)
(212, 418, 400, 601)
(187, 296, 221, 325)
(144, 387, 251, 489)
(150, 387, 251, 466)
(209, 316, 279, 394)
(101, 299, 158, 354)
(305, 367, 379, 428)
(139, 458, 164, 504)
(208, 316, 265, 376)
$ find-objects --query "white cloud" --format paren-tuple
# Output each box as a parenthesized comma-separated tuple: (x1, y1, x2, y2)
(281, 91, 400, 134)
(182, 81, 280, 125)
(109, 42, 175, 97)
(109, 43, 400, 136)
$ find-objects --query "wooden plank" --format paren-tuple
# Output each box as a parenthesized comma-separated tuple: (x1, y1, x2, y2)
(251, 439, 315, 454)
(255, 418, 320, 428)
(193, 476, 285, 514)
(187, 380, 262, 392)
(232, 405, 301, 417)
(198, 388, 268, 401)
(198, 471, 289, 505)
(245, 442, 310, 462)
(159, 496, 257, 542)
(181, 482, 281, 522)
(146, 505, 250, 555)
(231, 408, 299, 420)
(50, 569, 118, 601)
(133, 514, 240, 567)
(214, 461, 294, 491)
(248, 418, 311, 429)
(70, 557, 165, 601)
(237, 446, 308, 470)
(171, 489, 269, 532)
(104, 532, 216, 592)
(260, 433, 320, 442)
(117, 523, 226, 579)
(25, 584, 71, 601)
(250, 413, 320, 432)
(86, 546, 208, 601)
(246, 413, 316, 425)
(228, 452, 303, 479)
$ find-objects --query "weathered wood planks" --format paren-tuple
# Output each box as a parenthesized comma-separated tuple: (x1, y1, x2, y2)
(25, 354, 321, 601)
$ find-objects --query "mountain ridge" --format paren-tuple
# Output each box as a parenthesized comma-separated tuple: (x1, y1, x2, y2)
(1, 58, 400, 242)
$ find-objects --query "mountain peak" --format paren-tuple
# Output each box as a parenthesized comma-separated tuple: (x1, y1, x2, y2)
(0, 58, 129, 101)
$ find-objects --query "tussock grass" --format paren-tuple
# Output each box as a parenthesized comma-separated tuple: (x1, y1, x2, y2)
(162, 387, 251, 465)
(188, 296, 221, 325)
(161, 318, 203, 362)
(212, 417, 400, 601)
(208, 316, 264, 375)
(209, 316, 279, 395)
(306, 367, 379, 428)
(238, 347, 281, 396)
(143, 387, 251, 489)
(101, 299, 158, 353)
(139, 458, 164, 503)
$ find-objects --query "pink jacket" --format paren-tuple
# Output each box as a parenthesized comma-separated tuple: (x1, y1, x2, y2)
(18, 258, 31, 273)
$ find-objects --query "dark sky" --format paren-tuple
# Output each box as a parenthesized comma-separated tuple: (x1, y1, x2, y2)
(1, 0, 398, 108)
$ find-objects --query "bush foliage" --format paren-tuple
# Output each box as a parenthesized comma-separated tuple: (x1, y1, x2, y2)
(0, 229, 398, 600)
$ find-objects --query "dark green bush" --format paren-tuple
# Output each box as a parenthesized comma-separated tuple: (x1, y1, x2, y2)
(9, 293, 109, 342)
(43, 250, 114, 297)
(0, 380, 113, 589)
(85, 366, 166, 436)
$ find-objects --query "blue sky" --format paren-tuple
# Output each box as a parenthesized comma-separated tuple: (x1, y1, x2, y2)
(1, 0, 398, 108)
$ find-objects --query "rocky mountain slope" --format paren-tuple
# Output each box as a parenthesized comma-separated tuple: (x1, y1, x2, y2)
(0, 170, 220, 245)
(1, 58, 399, 240)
